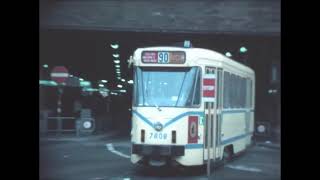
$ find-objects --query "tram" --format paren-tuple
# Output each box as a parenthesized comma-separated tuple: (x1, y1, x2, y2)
(130, 44, 255, 167)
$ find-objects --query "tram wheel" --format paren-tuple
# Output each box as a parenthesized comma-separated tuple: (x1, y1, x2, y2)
(222, 146, 233, 164)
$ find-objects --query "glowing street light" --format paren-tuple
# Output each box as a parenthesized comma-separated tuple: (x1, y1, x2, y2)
(121, 79, 125, 82)
(113, 60, 120, 64)
(79, 78, 84, 81)
(127, 80, 134, 84)
(115, 65, 120, 68)
(225, 52, 232, 57)
(101, 80, 108, 83)
(99, 84, 104, 87)
(112, 54, 120, 58)
(43, 64, 48, 68)
(110, 44, 119, 49)
(117, 84, 123, 88)
(240, 46, 248, 53)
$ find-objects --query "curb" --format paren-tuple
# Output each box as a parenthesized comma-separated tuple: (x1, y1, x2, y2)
(40, 132, 118, 142)
(256, 143, 280, 150)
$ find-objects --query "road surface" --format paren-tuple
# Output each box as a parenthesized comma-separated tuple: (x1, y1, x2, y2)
(39, 134, 280, 180)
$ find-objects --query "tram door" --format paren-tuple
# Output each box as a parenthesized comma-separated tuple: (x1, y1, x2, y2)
(203, 67, 218, 162)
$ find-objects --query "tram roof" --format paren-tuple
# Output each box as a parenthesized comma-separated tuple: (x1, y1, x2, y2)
(134, 46, 255, 74)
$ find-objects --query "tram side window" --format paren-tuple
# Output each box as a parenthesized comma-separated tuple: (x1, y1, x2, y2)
(231, 74, 236, 108)
(223, 71, 249, 109)
(249, 79, 253, 108)
(223, 71, 230, 108)
(242, 77, 247, 108)
(246, 78, 252, 109)
(234, 75, 238, 108)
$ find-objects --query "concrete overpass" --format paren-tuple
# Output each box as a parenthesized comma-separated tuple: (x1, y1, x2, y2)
(40, 0, 280, 36)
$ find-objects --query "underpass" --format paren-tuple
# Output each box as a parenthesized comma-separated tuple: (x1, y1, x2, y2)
(39, 1, 281, 179)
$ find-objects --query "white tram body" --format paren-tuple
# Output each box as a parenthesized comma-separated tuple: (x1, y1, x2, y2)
(130, 46, 255, 167)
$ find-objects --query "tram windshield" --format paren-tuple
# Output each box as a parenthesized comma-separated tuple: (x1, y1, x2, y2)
(133, 66, 201, 107)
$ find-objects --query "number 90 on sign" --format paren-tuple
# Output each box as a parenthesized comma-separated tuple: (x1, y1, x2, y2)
(158, 52, 169, 63)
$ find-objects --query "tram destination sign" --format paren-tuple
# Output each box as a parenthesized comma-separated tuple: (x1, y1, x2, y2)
(141, 51, 186, 64)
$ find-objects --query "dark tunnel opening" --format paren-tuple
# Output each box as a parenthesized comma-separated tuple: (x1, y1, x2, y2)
(39, 29, 280, 136)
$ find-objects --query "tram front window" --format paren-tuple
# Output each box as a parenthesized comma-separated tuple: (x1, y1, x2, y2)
(134, 66, 201, 107)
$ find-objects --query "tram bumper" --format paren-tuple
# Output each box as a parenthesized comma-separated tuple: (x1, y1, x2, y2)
(132, 144, 185, 157)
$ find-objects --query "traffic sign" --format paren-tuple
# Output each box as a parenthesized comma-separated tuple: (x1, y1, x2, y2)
(51, 66, 69, 84)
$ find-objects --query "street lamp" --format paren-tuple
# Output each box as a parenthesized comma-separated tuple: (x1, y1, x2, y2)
(225, 52, 232, 57)
(112, 54, 120, 58)
(240, 46, 248, 53)
(110, 44, 119, 49)
(239, 46, 248, 64)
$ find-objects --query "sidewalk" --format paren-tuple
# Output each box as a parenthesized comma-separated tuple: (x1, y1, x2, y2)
(39, 131, 119, 142)
(255, 136, 281, 150)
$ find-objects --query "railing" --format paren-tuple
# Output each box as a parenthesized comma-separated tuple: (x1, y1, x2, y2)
(40, 116, 95, 136)
(44, 116, 77, 133)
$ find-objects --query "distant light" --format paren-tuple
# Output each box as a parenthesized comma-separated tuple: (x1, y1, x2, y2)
(101, 80, 108, 83)
(69, 75, 73, 77)
(115, 68, 120, 72)
(110, 44, 119, 49)
(99, 84, 104, 87)
(120, 89, 126, 93)
(111, 92, 118, 95)
(83, 87, 98, 92)
(99, 87, 109, 92)
(39, 80, 57, 86)
(112, 54, 120, 58)
(117, 84, 123, 88)
(127, 80, 134, 84)
(79, 78, 84, 81)
(80, 81, 91, 87)
(225, 52, 232, 57)
(116, 71, 121, 74)
(240, 46, 248, 53)
(43, 64, 48, 68)
(113, 60, 120, 64)
(117, 77, 121, 79)
(115, 65, 120, 68)
(121, 79, 125, 82)
(184, 40, 191, 48)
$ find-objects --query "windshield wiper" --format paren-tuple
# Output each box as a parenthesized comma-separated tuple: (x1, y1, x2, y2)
(175, 72, 188, 107)
(152, 100, 162, 111)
